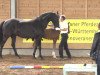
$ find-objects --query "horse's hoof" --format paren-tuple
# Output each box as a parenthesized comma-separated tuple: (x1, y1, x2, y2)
(40, 57, 44, 60)
(18, 56, 21, 59)
(0, 57, 3, 59)
(33, 56, 37, 59)
(53, 57, 58, 59)
(0, 55, 3, 59)
(16, 55, 21, 59)
(33, 58, 37, 59)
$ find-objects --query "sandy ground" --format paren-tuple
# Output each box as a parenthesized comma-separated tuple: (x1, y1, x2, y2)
(0, 55, 94, 75)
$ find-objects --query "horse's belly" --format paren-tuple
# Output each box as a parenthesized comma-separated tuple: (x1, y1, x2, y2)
(17, 32, 34, 38)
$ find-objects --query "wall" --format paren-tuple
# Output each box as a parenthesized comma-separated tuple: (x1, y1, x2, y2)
(0, 0, 100, 19)
(0, 0, 10, 20)
(0, 0, 100, 49)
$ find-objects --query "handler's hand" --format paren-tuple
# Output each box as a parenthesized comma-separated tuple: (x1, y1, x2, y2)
(55, 27, 60, 30)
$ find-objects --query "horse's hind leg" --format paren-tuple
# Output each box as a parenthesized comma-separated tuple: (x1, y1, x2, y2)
(11, 35, 20, 58)
(0, 36, 9, 58)
(38, 40, 43, 59)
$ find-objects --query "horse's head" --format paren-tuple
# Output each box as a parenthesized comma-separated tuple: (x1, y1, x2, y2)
(48, 12, 60, 28)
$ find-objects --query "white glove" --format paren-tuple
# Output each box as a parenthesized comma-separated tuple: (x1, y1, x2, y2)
(55, 27, 60, 30)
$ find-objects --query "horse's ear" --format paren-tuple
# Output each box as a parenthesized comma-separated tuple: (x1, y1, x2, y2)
(56, 11, 60, 18)
(56, 11, 59, 15)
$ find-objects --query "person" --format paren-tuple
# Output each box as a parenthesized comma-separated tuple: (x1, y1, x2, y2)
(90, 23, 100, 75)
(58, 15, 71, 59)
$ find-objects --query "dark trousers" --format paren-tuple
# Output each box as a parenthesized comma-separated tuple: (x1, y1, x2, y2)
(96, 60, 100, 75)
(59, 33, 71, 58)
(97, 64, 100, 75)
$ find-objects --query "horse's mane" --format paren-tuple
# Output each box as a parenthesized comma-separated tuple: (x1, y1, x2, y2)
(19, 12, 56, 23)
(39, 12, 55, 19)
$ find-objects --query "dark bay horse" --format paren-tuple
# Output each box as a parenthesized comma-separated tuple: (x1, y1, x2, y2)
(0, 12, 59, 59)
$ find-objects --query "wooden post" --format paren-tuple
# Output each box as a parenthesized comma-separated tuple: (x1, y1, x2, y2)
(11, 0, 16, 18)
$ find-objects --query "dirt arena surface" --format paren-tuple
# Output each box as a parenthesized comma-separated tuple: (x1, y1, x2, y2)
(0, 55, 94, 75)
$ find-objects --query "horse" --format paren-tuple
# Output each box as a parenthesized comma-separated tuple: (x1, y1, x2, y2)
(0, 12, 60, 59)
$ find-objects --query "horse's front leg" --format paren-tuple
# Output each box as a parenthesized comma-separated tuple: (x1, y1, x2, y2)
(38, 39, 43, 59)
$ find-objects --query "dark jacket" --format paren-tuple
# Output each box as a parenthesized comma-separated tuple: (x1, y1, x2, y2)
(90, 31, 100, 61)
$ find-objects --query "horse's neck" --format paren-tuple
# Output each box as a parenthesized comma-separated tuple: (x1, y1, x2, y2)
(42, 20, 49, 29)
(38, 13, 51, 29)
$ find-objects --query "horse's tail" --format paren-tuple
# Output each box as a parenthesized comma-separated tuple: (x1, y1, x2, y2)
(0, 21, 5, 43)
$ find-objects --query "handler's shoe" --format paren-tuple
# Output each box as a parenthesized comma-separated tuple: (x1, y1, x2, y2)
(68, 56, 72, 59)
